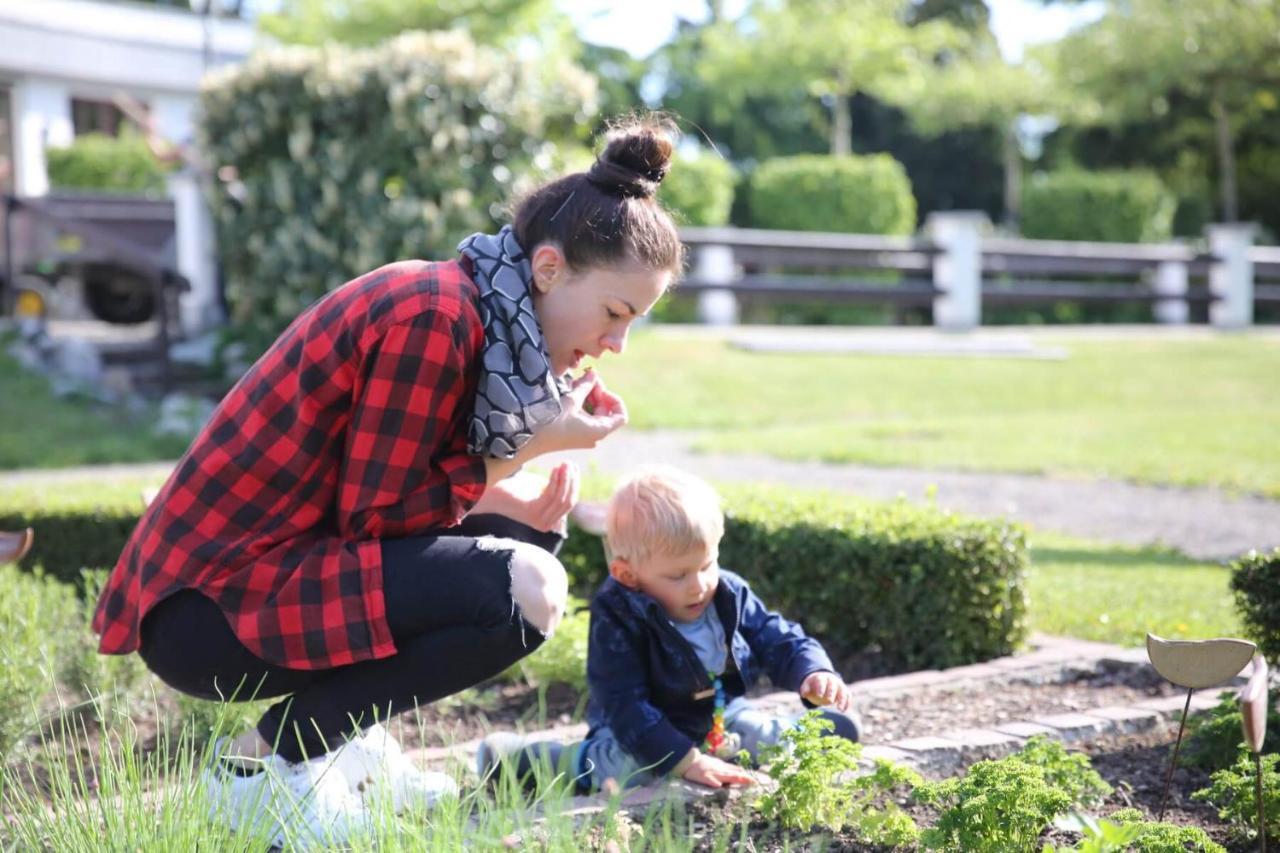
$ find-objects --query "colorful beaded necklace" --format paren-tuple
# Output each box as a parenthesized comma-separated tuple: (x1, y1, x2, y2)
(702, 672, 727, 754)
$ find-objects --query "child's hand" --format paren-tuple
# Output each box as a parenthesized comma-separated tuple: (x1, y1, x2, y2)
(681, 752, 758, 789)
(800, 671, 851, 712)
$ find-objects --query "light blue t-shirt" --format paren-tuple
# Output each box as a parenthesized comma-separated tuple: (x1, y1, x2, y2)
(670, 605, 727, 676)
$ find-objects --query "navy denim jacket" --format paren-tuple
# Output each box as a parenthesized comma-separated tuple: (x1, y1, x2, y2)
(584, 567, 836, 775)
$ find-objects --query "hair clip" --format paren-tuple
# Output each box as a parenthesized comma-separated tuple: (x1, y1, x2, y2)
(549, 190, 577, 222)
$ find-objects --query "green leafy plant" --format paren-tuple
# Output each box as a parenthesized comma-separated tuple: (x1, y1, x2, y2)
(1193, 748, 1280, 843)
(1044, 813, 1144, 853)
(1096, 808, 1225, 852)
(1016, 735, 1111, 808)
(915, 754, 1072, 851)
(755, 711, 921, 845)
(749, 153, 917, 235)
(1186, 689, 1280, 772)
(46, 132, 171, 194)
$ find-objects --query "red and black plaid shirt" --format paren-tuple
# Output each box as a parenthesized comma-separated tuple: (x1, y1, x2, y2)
(93, 259, 488, 670)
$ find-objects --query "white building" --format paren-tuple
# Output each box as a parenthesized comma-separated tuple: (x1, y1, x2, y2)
(0, 0, 257, 331)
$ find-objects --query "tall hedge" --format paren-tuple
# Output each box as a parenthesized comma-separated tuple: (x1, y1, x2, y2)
(659, 148, 736, 227)
(1021, 170, 1176, 243)
(1230, 548, 1280, 664)
(748, 154, 917, 235)
(4, 479, 1027, 674)
(199, 30, 597, 353)
(46, 132, 170, 194)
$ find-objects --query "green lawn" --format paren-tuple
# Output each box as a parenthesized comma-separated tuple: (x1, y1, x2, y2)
(1026, 531, 1241, 646)
(0, 351, 189, 470)
(602, 330, 1280, 497)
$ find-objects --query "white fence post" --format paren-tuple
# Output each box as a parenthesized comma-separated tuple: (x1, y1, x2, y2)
(168, 169, 222, 335)
(927, 211, 987, 331)
(1207, 223, 1255, 329)
(694, 244, 739, 326)
(1152, 260, 1189, 325)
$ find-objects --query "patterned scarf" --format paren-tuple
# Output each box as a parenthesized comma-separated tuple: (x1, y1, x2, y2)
(457, 226, 567, 459)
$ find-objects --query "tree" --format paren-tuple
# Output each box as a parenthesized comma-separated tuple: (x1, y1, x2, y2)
(881, 44, 1076, 227)
(696, 0, 962, 156)
(258, 0, 560, 48)
(1051, 0, 1280, 222)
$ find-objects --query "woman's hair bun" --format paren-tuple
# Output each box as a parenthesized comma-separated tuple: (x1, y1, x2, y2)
(586, 114, 678, 199)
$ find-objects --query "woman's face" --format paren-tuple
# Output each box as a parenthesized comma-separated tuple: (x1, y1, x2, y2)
(530, 245, 671, 375)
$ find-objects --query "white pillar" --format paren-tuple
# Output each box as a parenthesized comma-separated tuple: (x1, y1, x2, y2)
(1207, 223, 1255, 329)
(169, 169, 221, 334)
(11, 78, 73, 197)
(927, 211, 987, 331)
(1152, 260, 1189, 325)
(694, 244, 739, 326)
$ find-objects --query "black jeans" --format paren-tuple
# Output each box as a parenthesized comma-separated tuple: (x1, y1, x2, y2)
(138, 514, 561, 763)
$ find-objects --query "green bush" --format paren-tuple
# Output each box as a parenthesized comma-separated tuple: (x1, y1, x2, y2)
(1104, 808, 1226, 853)
(0, 481, 149, 586)
(46, 132, 170, 194)
(658, 147, 736, 227)
(562, 485, 1029, 672)
(1021, 170, 1176, 243)
(1186, 689, 1280, 772)
(748, 154, 917, 235)
(1230, 548, 1280, 664)
(4, 478, 1027, 674)
(199, 30, 597, 353)
(1013, 734, 1110, 808)
(915, 756, 1072, 851)
(1193, 749, 1280, 844)
(0, 563, 80, 754)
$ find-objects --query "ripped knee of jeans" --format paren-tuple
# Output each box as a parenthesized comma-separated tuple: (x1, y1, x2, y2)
(476, 537, 568, 640)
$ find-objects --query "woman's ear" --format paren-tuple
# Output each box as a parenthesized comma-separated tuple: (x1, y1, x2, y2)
(609, 556, 638, 589)
(530, 243, 566, 294)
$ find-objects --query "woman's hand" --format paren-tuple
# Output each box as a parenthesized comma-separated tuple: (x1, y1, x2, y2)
(472, 463, 579, 533)
(542, 370, 627, 452)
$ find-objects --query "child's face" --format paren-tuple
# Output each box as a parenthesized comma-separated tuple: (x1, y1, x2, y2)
(618, 542, 720, 623)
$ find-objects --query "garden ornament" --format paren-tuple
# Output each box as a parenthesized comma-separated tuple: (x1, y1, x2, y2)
(1240, 654, 1269, 852)
(0, 528, 34, 563)
(1146, 633, 1257, 821)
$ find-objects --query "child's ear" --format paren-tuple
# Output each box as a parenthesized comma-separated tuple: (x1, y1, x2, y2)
(609, 557, 638, 589)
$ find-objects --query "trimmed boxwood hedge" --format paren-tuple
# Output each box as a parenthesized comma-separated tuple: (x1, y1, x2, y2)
(658, 147, 737, 227)
(1020, 170, 1176, 243)
(1230, 547, 1280, 664)
(2, 479, 1028, 673)
(748, 154, 917, 236)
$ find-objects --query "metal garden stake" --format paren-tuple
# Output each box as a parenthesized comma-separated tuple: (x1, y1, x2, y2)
(1146, 633, 1256, 821)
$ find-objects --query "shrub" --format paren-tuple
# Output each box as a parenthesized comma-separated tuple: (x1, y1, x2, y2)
(755, 711, 921, 844)
(1230, 548, 1280, 664)
(46, 132, 170, 194)
(200, 30, 597, 354)
(1193, 749, 1280, 844)
(1186, 689, 1280, 772)
(0, 563, 80, 754)
(915, 756, 1072, 851)
(0, 480, 150, 586)
(658, 147, 736, 227)
(748, 154, 916, 235)
(559, 486, 1029, 672)
(6, 477, 1028, 674)
(1021, 170, 1176, 243)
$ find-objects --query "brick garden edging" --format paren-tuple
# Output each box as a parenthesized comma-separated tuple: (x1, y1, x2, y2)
(407, 633, 1249, 823)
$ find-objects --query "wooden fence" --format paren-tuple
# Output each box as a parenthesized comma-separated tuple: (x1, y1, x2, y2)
(680, 215, 1279, 329)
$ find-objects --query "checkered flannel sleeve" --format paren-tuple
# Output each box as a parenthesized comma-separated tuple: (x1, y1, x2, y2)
(339, 308, 487, 539)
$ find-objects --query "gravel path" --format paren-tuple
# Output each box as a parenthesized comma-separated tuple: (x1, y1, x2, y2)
(6, 429, 1278, 561)
(546, 430, 1280, 562)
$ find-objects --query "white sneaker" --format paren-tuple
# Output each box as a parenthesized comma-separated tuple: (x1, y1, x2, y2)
(201, 738, 371, 850)
(330, 723, 459, 813)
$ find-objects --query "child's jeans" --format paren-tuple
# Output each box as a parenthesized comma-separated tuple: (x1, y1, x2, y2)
(576, 696, 799, 791)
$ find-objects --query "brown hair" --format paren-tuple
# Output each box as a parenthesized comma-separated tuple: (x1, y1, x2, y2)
(513, 114, 685, 276)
